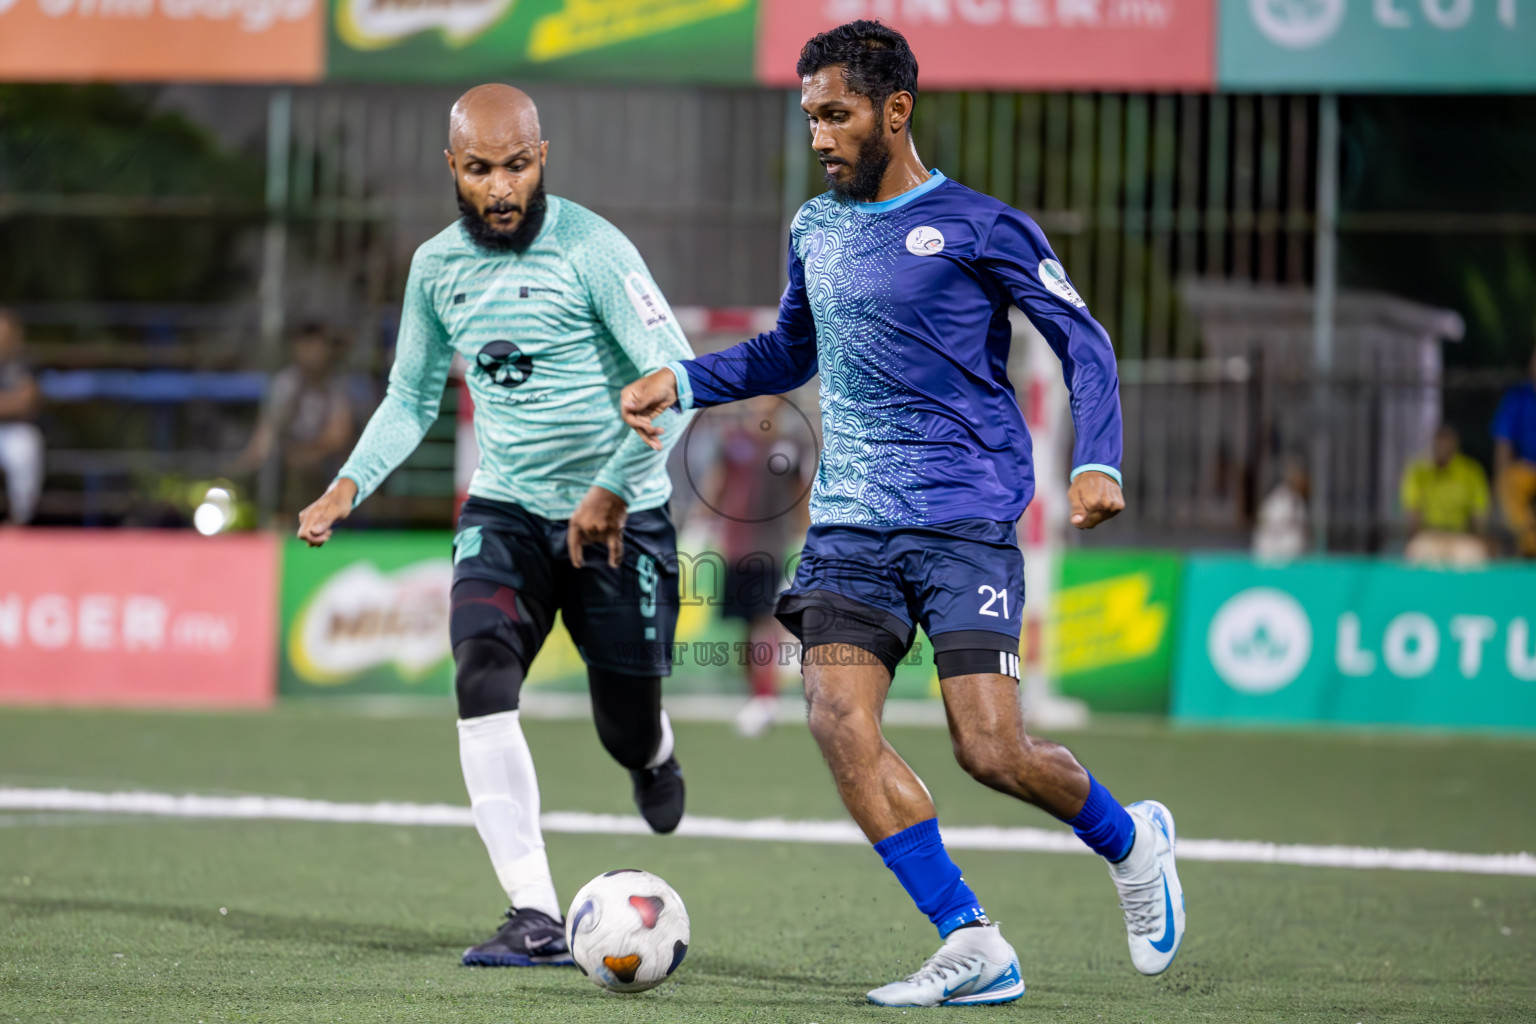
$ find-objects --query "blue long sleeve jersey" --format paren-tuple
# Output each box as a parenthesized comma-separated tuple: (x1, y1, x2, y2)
(669, 170, 1123, 527)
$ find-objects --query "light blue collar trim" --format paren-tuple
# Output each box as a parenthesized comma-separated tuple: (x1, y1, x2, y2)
(851, 169, 947, 215)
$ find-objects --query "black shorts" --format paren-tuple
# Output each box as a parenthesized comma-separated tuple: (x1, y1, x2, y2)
(452, 496, 679, 677)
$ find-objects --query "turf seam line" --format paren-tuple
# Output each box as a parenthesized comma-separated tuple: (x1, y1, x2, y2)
(2, 787, 1532, 877)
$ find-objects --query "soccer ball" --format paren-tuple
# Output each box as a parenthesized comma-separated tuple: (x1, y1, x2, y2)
(565, 869, 689, 993)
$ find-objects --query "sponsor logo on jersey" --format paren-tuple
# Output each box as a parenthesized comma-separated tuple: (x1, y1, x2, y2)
(905, 226, 945, 256)
(624, 272, 670, 329)
(1038, 259, 1086, 307)
(1250, 0, 1346, 48)
(476, 340, 535, 388)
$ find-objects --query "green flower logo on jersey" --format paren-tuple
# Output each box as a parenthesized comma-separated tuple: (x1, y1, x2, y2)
(476, 340, 535, 389)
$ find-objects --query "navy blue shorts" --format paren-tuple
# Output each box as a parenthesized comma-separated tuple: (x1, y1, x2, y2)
(774, 518, 1023, 677)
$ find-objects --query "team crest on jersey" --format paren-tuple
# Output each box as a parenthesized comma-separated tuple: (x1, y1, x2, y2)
(476, 340, 535, 388)
(1038, 259, 1086, 307)
(905, 226, 945, 257)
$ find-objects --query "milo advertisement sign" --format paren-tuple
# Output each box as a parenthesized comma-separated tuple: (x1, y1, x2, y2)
(280, 534, 455, 697)
(328, 0, 758, 83)
(1174, 557, 1536, 730)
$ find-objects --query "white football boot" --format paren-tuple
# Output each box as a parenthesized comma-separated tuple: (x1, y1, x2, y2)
(1109, 799, 1186, 975)
(866, 924, 1025, 1007)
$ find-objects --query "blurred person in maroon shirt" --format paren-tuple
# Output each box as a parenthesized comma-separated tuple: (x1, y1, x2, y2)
(0, 310, 43, 525)
(700, 395, 815, 736)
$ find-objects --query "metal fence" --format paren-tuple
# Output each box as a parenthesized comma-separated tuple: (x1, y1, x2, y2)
(1109, 362, 1521, 553)
(4, 83, 1532, 546)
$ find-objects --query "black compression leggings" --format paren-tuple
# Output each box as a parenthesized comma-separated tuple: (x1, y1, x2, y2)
(451, 578, 664, 767)
(453, 637, 663, 769)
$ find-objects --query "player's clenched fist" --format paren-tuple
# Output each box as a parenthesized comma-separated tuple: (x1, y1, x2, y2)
(1068, 471, 1125, 530)
(296, 476, 358, 547)
(620, 368, 679, 451)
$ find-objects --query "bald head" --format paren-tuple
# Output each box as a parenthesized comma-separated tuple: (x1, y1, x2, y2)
(449, 84, 541, 154)
(446, 84, 549, 253)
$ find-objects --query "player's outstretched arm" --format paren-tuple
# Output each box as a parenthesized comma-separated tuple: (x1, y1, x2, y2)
(1067, 470, 1124, 530)
(296, 476, 359, 547)
(983, 207, 1126, 525)
(310, 248, 452, 540)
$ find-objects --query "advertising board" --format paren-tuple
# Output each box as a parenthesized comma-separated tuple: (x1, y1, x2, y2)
(1174, 557, 1536, 730)
(0, 530, 277, 707)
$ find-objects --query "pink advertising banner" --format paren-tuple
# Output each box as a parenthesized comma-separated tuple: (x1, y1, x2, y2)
(756, 0, 1215, 90)
(0, 531, 277, 708)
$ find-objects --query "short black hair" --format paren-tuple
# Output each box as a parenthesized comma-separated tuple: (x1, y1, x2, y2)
(796, 21, 919, 128)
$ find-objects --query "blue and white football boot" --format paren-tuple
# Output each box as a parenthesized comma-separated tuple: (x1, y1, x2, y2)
(1111, 800, 1186, 975)
(866, 925, 1025, 1007)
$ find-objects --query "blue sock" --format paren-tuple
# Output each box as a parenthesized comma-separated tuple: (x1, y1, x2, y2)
(873, 818, 989, 937)
(1066, 775, 1136, 862)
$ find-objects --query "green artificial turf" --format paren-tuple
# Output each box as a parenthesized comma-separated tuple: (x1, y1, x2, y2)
(1, 708, 1533, 1022)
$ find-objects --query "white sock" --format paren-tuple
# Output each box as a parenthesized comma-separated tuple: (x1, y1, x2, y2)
(457, 710, 562, 919)
(646, 709, 675, 769)
(1109, 811, 1159, 882)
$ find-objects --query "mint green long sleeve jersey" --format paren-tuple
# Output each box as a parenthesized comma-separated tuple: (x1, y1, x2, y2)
(338, 197, 695, 519)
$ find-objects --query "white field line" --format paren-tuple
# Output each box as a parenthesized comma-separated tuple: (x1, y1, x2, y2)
(2, 787, 1533, 878)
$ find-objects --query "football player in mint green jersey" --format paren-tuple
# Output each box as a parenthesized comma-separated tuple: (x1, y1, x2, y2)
(297, 84, 695, 969)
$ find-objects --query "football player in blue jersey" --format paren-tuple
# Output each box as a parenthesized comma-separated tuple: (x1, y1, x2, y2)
(621, 21, 1184, 1007)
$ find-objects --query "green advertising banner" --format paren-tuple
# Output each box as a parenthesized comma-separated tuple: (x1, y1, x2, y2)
(280, 538, 1183, 704)
(328, 0, 757, 83)
(280, 533, 456, 697)
(1173, 557, 1536, 730)
(1220, 0, 1536, 90)
(1051, 550, 1181, 713)
(278, 534, 818, 699)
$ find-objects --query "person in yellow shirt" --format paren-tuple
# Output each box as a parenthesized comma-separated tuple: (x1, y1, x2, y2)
(1401, 425, 1490, 565)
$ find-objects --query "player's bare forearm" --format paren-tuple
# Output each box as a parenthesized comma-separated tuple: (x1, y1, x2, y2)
(1068, 471, 1125, 530)
(620, 368, 679, 451)
(567, 484, 628, 569)
(296, 476, 358, 548)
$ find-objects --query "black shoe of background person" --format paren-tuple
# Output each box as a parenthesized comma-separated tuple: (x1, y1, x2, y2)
(461, 907, 573, 967)
(631, 756, 686, 834)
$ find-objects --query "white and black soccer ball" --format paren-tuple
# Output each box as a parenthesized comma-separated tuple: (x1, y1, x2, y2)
(565, 869, 689, 993)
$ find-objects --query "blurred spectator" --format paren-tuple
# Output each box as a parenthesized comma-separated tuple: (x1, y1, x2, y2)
(1492, 344, 1536, 558)
(0, 310, 43, 525)
(1400, 425, 1489, 566)
(702, 396, 814, 737)
(235, 324, 355, 518)
(1253, 455, 1310, 562)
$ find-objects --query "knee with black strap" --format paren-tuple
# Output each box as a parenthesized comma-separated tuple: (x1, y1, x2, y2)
(451, 579, 539, 719)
